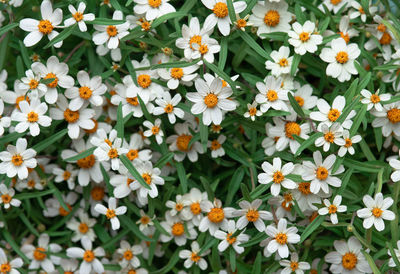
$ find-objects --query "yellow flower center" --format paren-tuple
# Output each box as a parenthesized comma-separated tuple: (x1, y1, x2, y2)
(63, 108, 80, 123)
(213, 2, 228, 18)
(176, 134, 192, 152)
(316, 167, 329, 180)
(249, 107, 257, 116)
(285, 122, 301, 140)
(141, 21, 151, 31)
(340, 32, 350, 43)
(91, 186, 105, 201)
(207, 207, 224, 223)
(29, 79, 39, 90)
(137, 74, 152, 89)
(266, 90, 278, 102)
(73, 12, 84, 22)
(170, 68, 184, 79)
(140, 216, 150, 224)
(198, 44, 209, 54)
(273, 171, 285, 184)
(45, 72, 58, 88)
(204, 93, 218, 108)
(324, 132, 335, 143)
(387, 108, 400, 124)
(171, 222, 185, 236)
(372, 207, 383, 217)
(191, 202, 201, 215)
(294, 96, 304, 107)
(175, 203, 183, 211)
(279, 58, 289, 67)
(299, 32, 310, 42)
(236, 18, 247, 28)
(106, 209, 116, 219)
(336, 51, 349, 64)
(330, 0, 342, 5)
(33, 247, 47, 261)
(142, 173, 152, 185)
(191, 252, 201, 262)
(11, 155, 23, 167)
(124, 250, 133, 261)
(344, 138, 352, 148)
(79, 86, 93, 99)
(78, 222, 89, 233)
(126, 149, 139, 161)
(328, 204, 337, 214)
(275, 232, 288, 245)
(377, 24, 386, 33)
(15, 96, 30, 110)
(328, 109, 340, 122)
(63, 170, 71, 181)
(151, 126, 160, 135)
(290, 261, 299, 271)
(1, 194, 11, 204)
(342, 252, 357, 270)
(27, 111, 39, 123)
(0, 263, 11, 273)
(226, 233, 236, 245)
(106, 25, 118, 37)
(76, 154, 95, 169)
(264, 10, 280, 27)
(83, 250, 95, 262)
(246, 209, 259, 222)
(189, 35, 202, 50)
(38, 20, 53, 34)
(298, 182, 311, 195)
(210, 140, 221, 151)
(380, 32, 392, 45)
(370, 94, 380, 104)
(148, 0, 161, 8)
(126, 97, 139, 106)
(108, 148, 118, 159)
(164, 103, 174, 113)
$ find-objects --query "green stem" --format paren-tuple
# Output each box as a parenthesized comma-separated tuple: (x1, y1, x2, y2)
(391, 182, 400, 245)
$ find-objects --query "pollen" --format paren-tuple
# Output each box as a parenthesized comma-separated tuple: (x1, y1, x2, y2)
(141, 21, 151, 31)
(164, 103, 174, 113)
(370, 94, 380, 104)
(204, 93, 218, 108)
(1, 194, 11, 204)
(199, 44, 209, 55)
(26, 111, 39, 123)
(190, 202, 201, 215)
(33, 247, 47, 261)
(249, 107, 257, 116)
(175, 203, 183, 211)
(273, 171, 285, 184)
(290, 261, 299, 272)
(189, 35, 202, 50)
(285, 122, 301, 140)
(279, 58, 289, 67)
(210, 140, 221, 151)
(0, 263, 11, 273)
(298, 182, 311, 195)
(226, 233, 236, 245)
(151, 126, 160, 135)
(106, 208, 116, 219)
(266, 90, 278, 102)
(371, 207, 383, 217)
(108, 148, 119, 159)
(29, 79, 39, 90)
(76, 154, 96, 169)
(264, 10, 280, 27)
(79, 222, 89, 233)
(275, 232, 288, 245)
(316, 166, 329, 180)
(148, 0, 161, 8)
(339, 32, 350, 43)
(126, 149, 139, 161)
(142, 173, 152, 185)
(387, 108, 400, 124)
(137, 74, 152, 89)
(344, 138, 352, 148)
(124, 250, 133, 261)
(246, 209, 259, 222)
(91, 186, 105, 201)
(106, 25, 118, 37)
(207, 207, 224, 223)
(38, 20, 53, 34)
(176, 134, 192, 151)
(44, 72, 58, 88)
(342, 252, 357, 270)
(83, 250, 95, 262)
(191, 252, 201, 262)
(79, 86, 93, 99)
(236, 18, 247, 29)
(213, 2, 228, 18)
(126, 97, 139, 106)
(328, 204, 337, 214)
(140, 216, 150, 224)
(299, 32, 310, 42)
(328, 108, 340, 122)
(336, 51, 349, 64)
(63, 108, 80, 123)
(171, 222, 185, 236)
(324, 132, 335, 143)
(73, 12, 84, 22)
(63, 170, 71, 181)
(11, 155, 23, 167)
(294, 96, 304, 107)
(170, 68, 184, 79)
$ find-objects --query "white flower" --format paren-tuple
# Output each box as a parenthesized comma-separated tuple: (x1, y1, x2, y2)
(279, 252, 310, 274)
(356, 193, 395, 231)
(199, 199, 230, 235)
(109, 168, 136, 199)
(160, 212, 197, 246)
(301, 151, 344, 194)
(265, 218, 300, 258)
(258, 157, 296, 196)
(64, 2, 95, 32)
(60, 259, 79, 274)
(117, 240, 143, 269)
(318, 195, 347, 224)
(288, 21, 322, 55)
(130, 58, 164, 101)
(123, 133, 152, 163)
(202, 0, 246, 36)
(43, 192, 78, 217)
(153, 93, 185, 124)
(214, 220, 250, 254)
(50, 94, 95, 139)
(249, 1, 292, 37)
(18, 69, 47, 97)
(0, 185, 21, 209)
(349, 1, 378, 22)
(94, 197, 127, 230)
(372, 102, 400, 137)
(360, 89, 391, 111)
(315, 122, 345, 152)
(181, 188, 208, 226)
(133, 0, 176, 21)
(66, 236, 105, 273)
(136, 210, 155, 231)
(179, 241, 209, 270)
(53, 164, 78, 190)
(11, 98, 52, 136)
(21, 234, 62, 273)
(255, 76, 289, 113)
(208, 135, 226, 158)
(158, 65, 199, 90)
(265, 46, 293, 76)
(244, 101, 262, 121)
(143, 118, 164, 144)
(66, 209, 97, 242)
(65, 71, 107, 111)
(320, 0, 349, 14)
(325, 236, 372, 273)
(336, 16, 359, 44)
(291, 180, 322, 211)
(388, 240, 400, 267)
(337, 130, 362, 157)
(0, 138, 37, 179)
(19, 0, 63, 47)
(233, 199, 272, 232)
(191, 35, 221, 63)
(167, 123, 203, 162)
(320, 38, 360, 82)
(92, 11, 130, 49)
(390, 158, 400, 182)
(0, 248, 23, 274)
(0, 99, 11, 136)
(187, 77, 236, 126)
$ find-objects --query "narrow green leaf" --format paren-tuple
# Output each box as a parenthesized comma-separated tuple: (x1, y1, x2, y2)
(361, 250, 381, 274)
(2, 230, 30, 263)
(291, 54, 301, 76)
(116, 102, 124, 138)
(119, 215, 154, 241)
(226, 167, 245, 205)
(226, 0, 237, 25)
(0, 22, 19, 36)
(199, 238, 217, 255)
(152, 11, 186, 28)
(229, 248, 236, 272)
(32, 128, 68, 153)
(44, 25, 76, 48)
(218, 36, 228, 70)
(175, 162, 188, 193)
(300, 215, 324, 243)
(238, 31, 272, 61)
(294, 132, 323, 157)
(64, 147, 96, 162)
(88, 18, 126, 25)
(387, 241, 400, 272)
(120, 154, 151, 189)
(251, 252, 262, 274)
(200, 120, 208, 152)
(288, 92, 305, 118)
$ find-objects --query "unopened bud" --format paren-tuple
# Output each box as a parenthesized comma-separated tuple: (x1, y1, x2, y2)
(139, 41, 148, 50)
(37, 224, 46, 232)
(162, 47, 173, 56)
(347, 225, 353, 232)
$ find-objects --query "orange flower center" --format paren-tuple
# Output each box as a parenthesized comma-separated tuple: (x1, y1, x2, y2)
(63, 170, 71, 181)
(340, 32, 350, 43)
(249, 107, 257, 116)
(359, 7, 365, 13)
(294, 96, 304, 107)
(29, 79, 39, 90)
(285, 122, 301, 139)
(148, 0, 161, 8)
(336, 51, 349, 64)
(151, 126, 160, 135)
(210, 140, 221, 151)
(290, 261, 299, 271)
(204, 93, 218, 108)
(226, 233, 236, 245)
(106, 209, 116, 219)
(328, 204, 337, 214)
(330, 0, 342, 5)
(189, 35, 202, 50)
(73, 12, 84, 22)
(298, 182, 311, 195)
(106, 25, 118, 37)
(199, 44, 209, 55)
(140, 216, 150, 224)
(236, 18, 247, 28)
(141, 21, 151, 31)
(0, 263, 11, 273)
(126, 97, 139, 106)
(266, 90, 278, 102)
(63, 108, 80, 123)
(316, 167, 328, 180)
(33, 247, 47, 261)
(275, 232, 288, 245)
(1, 194, 11, 204)
(171, 222, 185, 236)
(45, 72, 58, 88)
(91, 186, 105, 201)
(142, 173, 152, 185)
(264, 10, 280, 27)
(15, 95, 30, 110)
(38, 20, 53, 34)
(207, 207, 224, 223)
(372, 207, 383, 217)
(299, 32, 310, 42)
(11, 155, 23, 167)
(83, 250, 95, 262)
(126, 149, 139, 161)
(213, 2, 228, 18)
(387, 108, 400, 124)
(108, 148, 119, 159)
(124, 250, 133, 261)
(27, 111, 39, 123)
(344, 138, 352, 147)
(191, 252, 201, 262)
(176, 134, 192, 152)
(370, 94, 380, 104)
(324, 132, 335, 143)
(175, 203, 183, 211)
(380, 32, 392, 45)
(328, 109, 340, 122)
(273, 171, 285, 184)
(137, 74, 152, 89)
(170, 68, 184, 79)
(79, 222, 89, 233)
(246, 209, 259, 222)
(85, 118, 98, 134)
(164, 103, 174, 113)
(279, 58, 289, 67)
(77, 154, 95, 169)
(190, 202, 201, 215)
(342, 252, 357, 270)
(377, 24, 386, 33)
(79, 86, 93, 99)
(59, 203, 72, 216)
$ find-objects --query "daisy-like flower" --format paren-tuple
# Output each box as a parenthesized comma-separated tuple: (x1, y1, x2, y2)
(301, 151, 344, 194)
(258, 157, 296, 196)
(0, 185, 21, 209)
(181, 188, 208, 226)
(65, 71, 107, 111)
(43, 192, 78, 217)
(390, 157, 400, 182)
(130, 161, 164, 205)
(320, 38, 361, 82)
(356, 193, 395, 231)
(249, 1, 292, 37)
(166, 194, 186, 218)
(179, 241, 209, 270)
(310, 95, 355, 130)
(265, 218, 300, 258)
(31, 56, 75, 104)
(208, 135, 226, 158)
(158, 65, 199, 89)
(66, 209, 96, 242)
(92, 11, 130, 49)
(50, 94, 95, 139)
(214, 220, 250, 254)
(325, 236, 372, 273)
(244, 101, 262, 121)
(234, 14, 252, 31)
(350, 1, 377, 22)
(60, 259, 79, 274)
(279, 253, 310, 274)
(187, 77, 236, 126)
(365, 15, 397, 61)
(388, 240, 400, 268)
(191, 35, 221, 64)
(66, 236, 105, 274)
(160, 212, 197, 246)
(143, 119, 164, 144)
(337, 130, 362, 157)
(233, 199, 272, 232)
(0, 99, 11, 136)
(11, 98, 52, 136)
(320, 0, 349, 14)
(117, 240, 143, 269)
(291, 180, 322, 211)
(315, 122, 345, 152)
(255, 76, 289, 113)
(21, 233, 62, 273)
(64, 2, 95, 32)
(360, 89, 391, 111)
(133, 0, 176, 21)
(0, 138, 37, 179)
(123, 133, 152, 163)
(318, 195, 347, 224)
(288, 20, 322, 55)
(153, 93, 185, 124)
(94, 197, 127, 230)
(0, 247, 23, 274)
(371, 102, 400, 137)
(53, 164, 78, 190)
(265, 46, 293, 76)
(136, 210, 155, 231)
(167, 123, 204, 162)
(202, 0, 246, 36)
(335, 16, 359, 44)
(19, 0, 63, 47)
(199, 199, 230, 235)
(109, 167, 136, 199)
(18, 69, 47, 97)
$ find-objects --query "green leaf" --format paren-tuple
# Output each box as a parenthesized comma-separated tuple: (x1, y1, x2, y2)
(291, 53, 301, 76)
(251, 252, 262, 274)
(0, 22, 19, 36)
(19, 213, 39, 236)
(337, 96, 360, 124)
(150, 59, 200, 70)
(294, 132, 323, 157)
(120, 154, 151, 189)
(203, 60, 239, 94)
(226, 0, 237, 25)
(229, 247, 236, 272)
(199, 238, 217, 255)
(32, 128, 68, 153)
(357, 72, 372, 92)
(47, 180, 70, 211)
(119, 215, 155, 242)
(349, 104, 367, 136)
(288, 92, 305, 118)
(200, 120, 208, 152)
(361, 250, 381, 274)
(238, 31, 272, 61)
(387, 241, 400, 271)
(0, 132, 25, 145)
(152, 248, 180, 274)
(152, 11, 186, 28)
(155, 152, 174, 168)
(15, 189, 55, 200)
(2, 230, 29, 263)
(218, 36, 228, 70)
(175, 162, 188, 193)
(88, 18, 126, 25)
(226, 167, 245, 205)
(19, 40, 32, 68)
(300, 215, 324, 243)
(116, 102, 124, 138)
(64, 147, 96, 162)
(44, 25, 76, 48)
